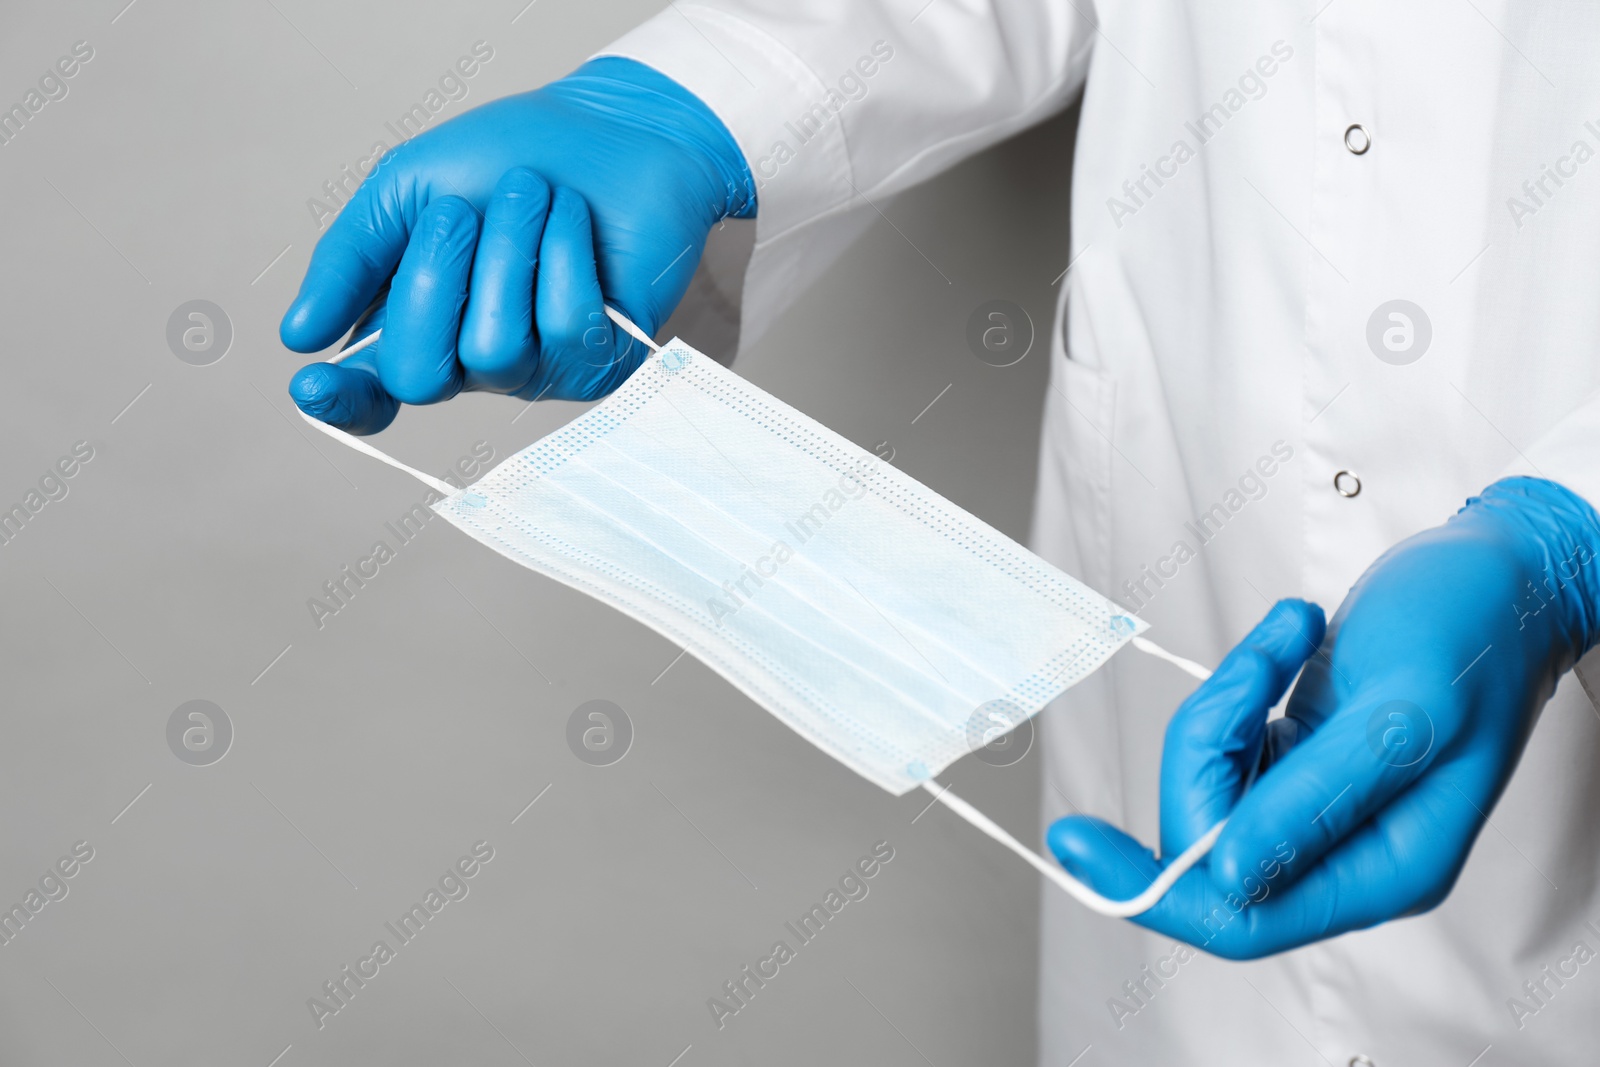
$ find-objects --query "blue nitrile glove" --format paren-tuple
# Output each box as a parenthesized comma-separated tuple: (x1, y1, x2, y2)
(281, 57, 755, 434)
(1048, 477, 1600, 958)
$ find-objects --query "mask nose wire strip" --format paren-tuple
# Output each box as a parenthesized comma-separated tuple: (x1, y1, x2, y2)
(299, 305, 1220, 918)
(922, 639, 1217, 918)
(320, 305, 661, 367)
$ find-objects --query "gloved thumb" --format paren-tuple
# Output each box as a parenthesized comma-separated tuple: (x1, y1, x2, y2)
(1045, 601, 1324, 920)
(288, 355, 400, 435)
(1158, 599, 1325, 857)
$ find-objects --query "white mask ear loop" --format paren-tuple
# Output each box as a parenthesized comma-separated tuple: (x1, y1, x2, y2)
(321, 305, 661, 366)
(297, 415, 457, 495)
(300, 311, 1221, 918)
(299, 306, 661, 483)
(923, 638, 1220, 918)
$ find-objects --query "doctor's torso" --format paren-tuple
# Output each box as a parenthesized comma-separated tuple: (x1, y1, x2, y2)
(1034, 4, 1600, 1065)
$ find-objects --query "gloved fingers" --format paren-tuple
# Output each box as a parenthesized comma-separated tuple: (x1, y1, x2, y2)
(1159, 599, 1324, 857)
(459, 167, 551, 393)
(1047, 815, 1235, 946)
(375, 196, 476, 406)
(1261, 715, 1304, 768)
(527, 187, 647, 402)
(1049, 809, 1291, 956)
(1293, 768, 1481, 926)
(1214, 772, 1482, 957)
(281, 171, 413, 354)
(1048, 815, 1168, 904)
(1205, 687, 1438, 899)
(1050, 771, 1477, 960)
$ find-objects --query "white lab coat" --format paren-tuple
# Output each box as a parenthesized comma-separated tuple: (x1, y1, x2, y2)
(604, 3, 1600, 1064)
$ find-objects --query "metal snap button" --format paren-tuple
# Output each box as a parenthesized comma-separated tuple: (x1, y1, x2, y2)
(1334, 470, 1362, 497)
(1344, 124, 1372, 155)
(1348, 1056, 1376, 1067)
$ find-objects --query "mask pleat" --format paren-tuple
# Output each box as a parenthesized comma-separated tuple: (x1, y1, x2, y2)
(431, 344, 1143, 794)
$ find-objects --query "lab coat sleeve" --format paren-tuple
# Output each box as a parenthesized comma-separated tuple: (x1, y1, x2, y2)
(595, 1, 1096, 352)
(1503, 393, 1600, 520)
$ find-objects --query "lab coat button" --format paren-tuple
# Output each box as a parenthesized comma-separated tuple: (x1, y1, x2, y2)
(1348, 1056, 1375, 1067)
(1344, 124, 1372, 154)
(1334, 470, 1362, 497)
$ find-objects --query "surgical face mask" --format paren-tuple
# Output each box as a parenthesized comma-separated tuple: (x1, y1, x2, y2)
(304, 309, 1217, 916)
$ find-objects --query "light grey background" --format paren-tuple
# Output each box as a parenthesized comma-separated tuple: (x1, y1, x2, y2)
(0, 2, 1078, 1064)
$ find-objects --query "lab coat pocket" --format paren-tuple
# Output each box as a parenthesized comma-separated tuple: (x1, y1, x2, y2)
(1036, 347, 1117, 596)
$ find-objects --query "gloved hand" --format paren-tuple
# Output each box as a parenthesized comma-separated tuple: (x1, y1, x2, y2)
(281, 57, 755, 434)
(1048, 477, 1600, 958)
